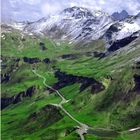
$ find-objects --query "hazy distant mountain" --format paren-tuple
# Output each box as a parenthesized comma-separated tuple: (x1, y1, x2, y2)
(112, 10, 129, 21)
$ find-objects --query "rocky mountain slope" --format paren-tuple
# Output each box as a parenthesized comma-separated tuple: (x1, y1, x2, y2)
(103, 14, 140, 51)
(1, 6, 140, 140)
(1, 23, 140, 139)
(24, 7, 113, 44)
(8, 6, 140, 50)
(112, 10, 129, 21)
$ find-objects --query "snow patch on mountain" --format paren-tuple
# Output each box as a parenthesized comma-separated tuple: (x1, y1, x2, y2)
(5, 6, 140, 50)
(103, 15, 140, 45)
(116, 21, 139, 40)
(23, 7, 114, 43)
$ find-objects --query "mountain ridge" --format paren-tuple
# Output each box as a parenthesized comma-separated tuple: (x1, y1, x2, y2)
(112, 10, 129, 21)
(2, 6, 140, 51)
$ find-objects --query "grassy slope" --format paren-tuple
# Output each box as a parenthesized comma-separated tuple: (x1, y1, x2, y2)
(1, 31, 140, 140)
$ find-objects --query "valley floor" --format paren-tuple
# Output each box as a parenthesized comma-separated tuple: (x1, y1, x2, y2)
(1, 31, 140, 140)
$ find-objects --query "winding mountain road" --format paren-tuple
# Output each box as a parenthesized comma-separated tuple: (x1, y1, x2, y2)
(32, 69, 88, 140)
(31, 38, 139, 139)
(33, 69, 133, 139)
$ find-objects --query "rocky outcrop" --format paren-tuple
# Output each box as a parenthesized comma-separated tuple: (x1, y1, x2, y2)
(61, 51, 105, 60)
(1, 73, 10, 83)
(136, 61, 140, 69)
(23, 57, 41, 64)
(61, 54, 78, 59)
(1, 97, 14, 110)
(39, 42, 47, 51)
(23, 57, 51, 64)
(86, 51, 105, 58)
(1, 57, 21, 83)
(112, 10, 129, 21)
(133, 74, 140, 91)
(1, 86, 36, 109)
(49, 70, 104, 93)
(23, 6, 113, 43)
(108, 36, 138, 52)
(43, 58, 50, 64)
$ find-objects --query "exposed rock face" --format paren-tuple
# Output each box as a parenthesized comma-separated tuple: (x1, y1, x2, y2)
(1, 97, 14, 110)
(61, 54, 78, 59)
(1, 57, 21, 83)
(86, 51, 105, 58)
(39, 42, 47, 50)
(25, 86, 36, 97)
(133, 74, 140, 91)
(23, 57, 41, 64)
(63, 6, 93, 19)
(1, 73, 10, 83)
(107, 36, 138, 52)
(3, 7, 140, 52)
(136, 61, 140, 69)
(112, 10, 129, 21)
(23, 57, 51, 64)
(60, 51, 105, 60)
(103, 15, 140, 51)
(49, 70, 104, 93)
(43, 58, 50, 64)
(23, 6, 113, 43)
(1, 86, 36, 109)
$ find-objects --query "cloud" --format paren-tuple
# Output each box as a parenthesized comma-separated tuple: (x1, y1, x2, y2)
(22, 0, 41, 5)
(40, 0, 140, 16)
(71, 0, 140, 14)
(1, 0, 42, 22)
(1, 0, 140, 22)
(41, 1, 64, 16)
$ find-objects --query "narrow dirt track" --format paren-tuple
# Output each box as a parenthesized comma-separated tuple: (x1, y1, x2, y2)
(32, 69, 124, 139)
(32, 69, 88, 140)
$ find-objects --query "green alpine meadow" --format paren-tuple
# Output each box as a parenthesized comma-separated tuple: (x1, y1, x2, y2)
(1, 2, 140, 140)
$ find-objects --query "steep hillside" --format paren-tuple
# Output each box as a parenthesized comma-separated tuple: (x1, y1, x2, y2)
(103, 15, 140, 50)
(1, 26, 140, 140)
(7, 7, 140, 52)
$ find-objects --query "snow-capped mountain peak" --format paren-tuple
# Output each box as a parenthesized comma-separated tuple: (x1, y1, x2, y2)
(6, 6, 140, 50)
(62, 6, 93, 19)
(104, 15, 140, 42)
(23, 6, 114, 43)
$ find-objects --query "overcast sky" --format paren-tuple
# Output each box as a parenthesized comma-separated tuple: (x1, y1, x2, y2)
(1, 0, 140, 22)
